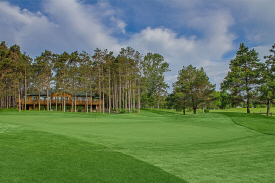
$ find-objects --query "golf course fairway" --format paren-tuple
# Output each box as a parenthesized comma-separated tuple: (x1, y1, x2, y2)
(0, 109, 274, 182)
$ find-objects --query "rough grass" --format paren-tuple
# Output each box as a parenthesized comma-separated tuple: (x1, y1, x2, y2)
(0, 109, 274, 182)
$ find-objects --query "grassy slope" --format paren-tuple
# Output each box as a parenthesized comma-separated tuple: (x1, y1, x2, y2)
(0, 123, 185, 182)
(0, 109, 274, 182)
(219, 112, 275, 135)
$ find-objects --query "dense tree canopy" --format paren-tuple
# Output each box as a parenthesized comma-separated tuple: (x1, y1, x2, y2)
(142, 53, 170, 110)
(0, 41, 169, 113)
(1, 40, 275, 114)
(171, 65, 216, 114)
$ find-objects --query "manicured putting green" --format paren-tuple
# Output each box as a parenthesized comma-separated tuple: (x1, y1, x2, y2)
(0, 109, 274, 182)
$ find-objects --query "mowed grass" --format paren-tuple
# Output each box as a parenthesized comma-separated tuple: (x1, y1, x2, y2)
(0, 109, 274, 182)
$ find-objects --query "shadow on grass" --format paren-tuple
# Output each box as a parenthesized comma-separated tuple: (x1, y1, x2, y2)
(0, 129, 187, 183)
(220, 112, 275, 136)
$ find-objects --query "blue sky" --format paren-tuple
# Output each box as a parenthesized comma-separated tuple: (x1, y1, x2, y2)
(1, 0, 275, 91)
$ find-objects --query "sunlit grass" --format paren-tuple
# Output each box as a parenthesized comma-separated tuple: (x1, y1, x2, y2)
(0, 108, 274, 182)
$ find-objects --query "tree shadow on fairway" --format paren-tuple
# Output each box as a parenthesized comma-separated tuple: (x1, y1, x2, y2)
(0, 129, 187, 183)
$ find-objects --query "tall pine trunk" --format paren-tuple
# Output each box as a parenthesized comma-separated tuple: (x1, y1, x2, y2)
(47, 77, 49, 111)
(99, 72, 101, 113)
(25, 69, 27, 110)
(122, 85, 124, 109)
(133, 81, 135, 113)
(183, 107, 186, 115)
(13, 88, 15, 108)
(39, 91, 41, 111)
(56, 95, 57, 111)
(115, 80, 118, 109)
(158, 97, 160, 110)
(267, 100, 270, 116)
(138, 81, 140, 113)
(49, 92, 51, 111)
(90, 85, 92, 113)
(125, 81, 127, 111)
(86, 91, 88, 113)
(119, 70, 121, 111)
(75, 93, 77, 113)
(18, 88, 21, 112)
(109, 69, 111, 113)
(246, 77, 250, 114)
(71, 96, 73, 112)
(63, 91, 66, 112)
(90, 91, 93, 113)
(112, 83, 114, 110)
(128, 80, 131, 113)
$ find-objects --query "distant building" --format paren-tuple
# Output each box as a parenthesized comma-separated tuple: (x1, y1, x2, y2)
(17, 89, 103, 112)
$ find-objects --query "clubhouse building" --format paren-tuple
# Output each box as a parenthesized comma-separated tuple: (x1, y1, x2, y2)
(17, 89, 103, 112)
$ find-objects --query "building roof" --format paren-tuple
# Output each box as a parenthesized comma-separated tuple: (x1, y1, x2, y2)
(27, 89, 95, 97)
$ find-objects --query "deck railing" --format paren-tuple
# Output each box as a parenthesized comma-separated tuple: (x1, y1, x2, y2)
(17, 99, 102, 106)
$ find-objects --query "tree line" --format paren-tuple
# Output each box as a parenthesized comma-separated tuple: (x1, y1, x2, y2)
(1, 41, 274, 114)
(0, 41, 170, 113)
(168, 43, 275, 115)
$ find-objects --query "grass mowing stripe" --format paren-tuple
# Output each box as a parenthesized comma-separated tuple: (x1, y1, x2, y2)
(0, 128, 186, 183)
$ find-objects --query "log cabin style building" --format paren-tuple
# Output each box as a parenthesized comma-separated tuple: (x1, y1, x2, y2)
(18, 89, 103, 112)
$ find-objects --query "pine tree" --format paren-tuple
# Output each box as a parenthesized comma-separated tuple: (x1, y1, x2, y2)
(221, 43, 261, 113)
(142, 53, 170, 110)
(54, 52, 70, 112)
(259, 44, 275, 115)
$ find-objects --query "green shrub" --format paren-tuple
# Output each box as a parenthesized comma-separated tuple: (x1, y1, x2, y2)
(256, 105, 261, 109)
(0, 108, 18, 112)
(204, 109, 209, 113)
(120, 109, 126, 114)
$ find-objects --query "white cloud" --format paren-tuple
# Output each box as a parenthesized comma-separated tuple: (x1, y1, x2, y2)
(165, 74, 178, 86)
(42, 0, 122, 52)
(2, 0, 273, 91)
(0, 0, 236, 90)
(126, 27, 196, 58)
(0, 0, 124, 57)
(253, 45, 274, 62)
(124, 9, 236, 90)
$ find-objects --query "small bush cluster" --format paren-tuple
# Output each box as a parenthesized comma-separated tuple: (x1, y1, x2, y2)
(204, 109, 209, 113)
(120, 109, 126, 114)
